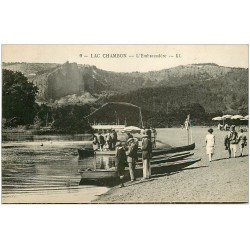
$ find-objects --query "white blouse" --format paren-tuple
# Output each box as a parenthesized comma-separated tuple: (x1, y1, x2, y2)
(206, 134, 215, 147)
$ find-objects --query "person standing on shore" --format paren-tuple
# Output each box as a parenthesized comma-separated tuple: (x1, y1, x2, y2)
(228, 125, 238, 158)
(151, 127, 157, 148)
(141, 134, 152, 179)
(146, 128, 152, 141)
(111, 130, 117, 150)
(141, 127, 146, 135)
(224, 123, 229, 131)
(92, 134, 99, 151)
(206, 128, 215, 162)
(98, 133, 105, 151)
(115, 142, 127, 188)
(127, 132, 133, 140)
(218, 123, 223, 131)
(126, 138, 138, 182)
(238, 128, 247, 157)
(224, 134, 231, 158)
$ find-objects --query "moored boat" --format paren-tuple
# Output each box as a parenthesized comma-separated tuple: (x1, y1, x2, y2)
(79, 153, 200, 186)
(78, 142, 195, 159)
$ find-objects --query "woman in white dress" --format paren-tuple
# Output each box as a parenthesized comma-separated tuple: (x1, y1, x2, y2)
(206, 128, 215, 162)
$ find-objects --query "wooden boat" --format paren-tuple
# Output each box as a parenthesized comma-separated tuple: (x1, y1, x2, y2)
(78, 142, 195, 158)
(139, 152, 194, 165)
(151, 142, 195, 156)
(78, 151, 193, 176)
(79, 154, 200, 186)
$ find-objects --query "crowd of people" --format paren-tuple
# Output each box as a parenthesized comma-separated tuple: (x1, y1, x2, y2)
(92, 130, 118, 151)
(115, 129, 153, 188)
(92, 125, 247, 187)
(115, 138, 139, 187)
(92, 127, 157, 152)
(217, 123, 248, 132)
(91, 127, 157, 187)
(206, 125, 247, 162)
(218, 123, 230, 131)
(96, 128, 153, 188)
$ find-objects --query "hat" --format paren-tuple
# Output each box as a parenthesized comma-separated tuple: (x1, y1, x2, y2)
(127, 138, 134, 143)
(115, 142, 122, 147)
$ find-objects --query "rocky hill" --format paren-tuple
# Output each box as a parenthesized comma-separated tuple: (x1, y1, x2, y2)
(2, 62, 106, 103)
(2, 62, 248, 115)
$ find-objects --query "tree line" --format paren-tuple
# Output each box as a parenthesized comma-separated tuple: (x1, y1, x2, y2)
(2, 69, 92, 133)
(2, 68, 248, 133)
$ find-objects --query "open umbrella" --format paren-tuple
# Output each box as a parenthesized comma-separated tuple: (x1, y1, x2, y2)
(212, 116, 223, 121)
(222, 115, 232, 119)
(123, 126, 141, 133)
(231, 115, 244, 119)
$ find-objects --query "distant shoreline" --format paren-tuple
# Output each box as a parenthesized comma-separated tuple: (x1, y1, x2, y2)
(2, 128, 93, 136)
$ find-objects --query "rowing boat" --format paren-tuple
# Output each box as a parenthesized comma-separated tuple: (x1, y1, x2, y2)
(79, 153, 200, 186)
(78, 142, 195, 158)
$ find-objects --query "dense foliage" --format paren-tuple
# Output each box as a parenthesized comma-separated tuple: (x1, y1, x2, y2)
(2, 69, 93, 133)
(51, 105, 93, 133)
(105, 72, 248, 127)
(2, 69, 38, 125)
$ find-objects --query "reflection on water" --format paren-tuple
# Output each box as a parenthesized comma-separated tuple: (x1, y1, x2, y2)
(1, 134, 111, 202)
(78, 155, 116, 170)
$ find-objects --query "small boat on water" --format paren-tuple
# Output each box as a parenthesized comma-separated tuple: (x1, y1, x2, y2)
(78, 142, 195, 158)
(79, 152, 200, 186)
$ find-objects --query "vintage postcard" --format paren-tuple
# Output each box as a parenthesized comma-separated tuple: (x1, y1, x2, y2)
(1, 44, 249, 203)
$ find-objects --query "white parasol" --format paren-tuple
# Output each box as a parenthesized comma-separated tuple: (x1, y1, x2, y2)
(231, 115, 244, 119)
(222, 115, 232, 119)
(123, 126, 141, 133)
(212, 116, 223, 121)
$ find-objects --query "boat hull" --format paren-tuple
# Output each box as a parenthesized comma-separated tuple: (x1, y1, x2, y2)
(79, 157, 200, 186)
(78, 143, 195, 159)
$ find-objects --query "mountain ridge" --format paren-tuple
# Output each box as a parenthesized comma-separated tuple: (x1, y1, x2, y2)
(2, 62, 248, 115)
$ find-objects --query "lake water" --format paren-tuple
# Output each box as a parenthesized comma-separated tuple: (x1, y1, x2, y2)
(1, 134, 111, 203)
(1, 128, 199, 203)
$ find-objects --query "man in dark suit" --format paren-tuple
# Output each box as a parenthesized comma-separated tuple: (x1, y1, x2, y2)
(141, 134, 152, 179)
(115, 142, 127, 187)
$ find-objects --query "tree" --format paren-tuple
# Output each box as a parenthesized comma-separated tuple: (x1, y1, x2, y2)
(51, 105, 93, 133)
(2, 69, 38, 125)
(37, 104, 52, 126)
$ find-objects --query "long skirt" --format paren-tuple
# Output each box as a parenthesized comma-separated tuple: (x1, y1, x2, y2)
(206, 146, 214, 155)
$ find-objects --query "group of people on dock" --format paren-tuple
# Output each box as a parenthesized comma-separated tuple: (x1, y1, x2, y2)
(206, 125, 247, 162)
(91, 127, 157, 187)
(115, 129, 153, 188)
(92, 130, 118, 151)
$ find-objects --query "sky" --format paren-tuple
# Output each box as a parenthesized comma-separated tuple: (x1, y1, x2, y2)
(2, 45, 248, 72)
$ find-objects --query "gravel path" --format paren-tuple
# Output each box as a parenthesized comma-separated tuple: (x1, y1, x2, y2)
(94, 127, 248, 203)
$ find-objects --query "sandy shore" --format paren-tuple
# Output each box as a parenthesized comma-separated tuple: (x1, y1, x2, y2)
(94, 127, 249, 203)
(2, 186, 109, 204)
